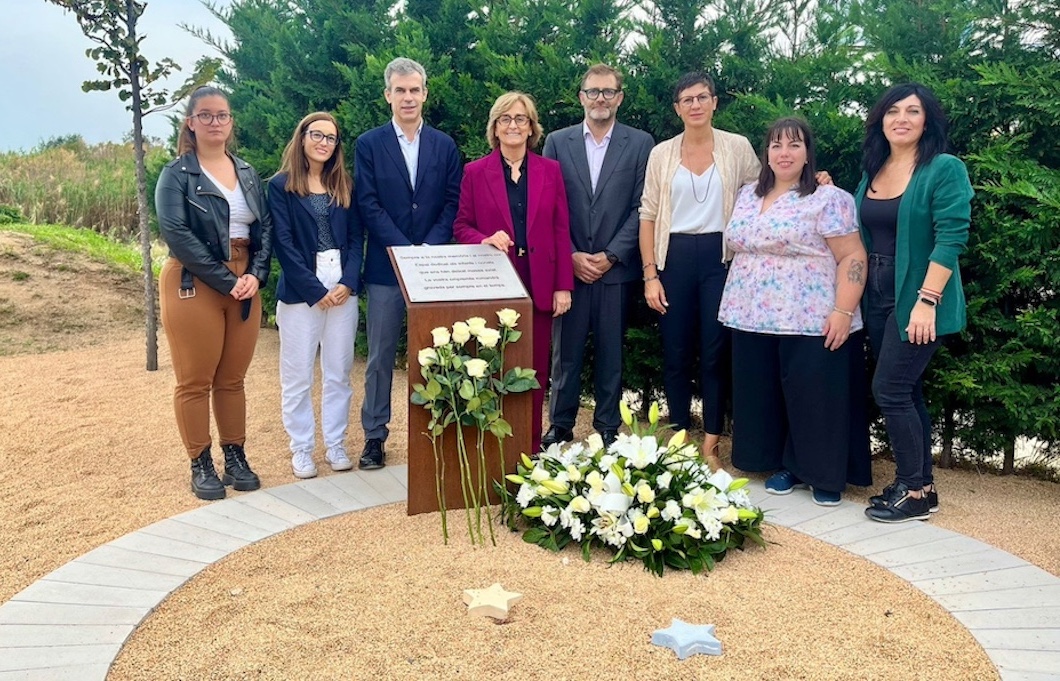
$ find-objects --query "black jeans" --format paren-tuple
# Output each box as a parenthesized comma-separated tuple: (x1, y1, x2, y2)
(864, 254, 939, 490)
(658, 233, 730, 434)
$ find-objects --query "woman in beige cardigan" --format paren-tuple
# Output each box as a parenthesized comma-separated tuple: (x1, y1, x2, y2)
(639, 71, 760, 469)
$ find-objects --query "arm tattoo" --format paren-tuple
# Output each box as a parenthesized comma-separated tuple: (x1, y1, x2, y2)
(847, 259, 865, 285)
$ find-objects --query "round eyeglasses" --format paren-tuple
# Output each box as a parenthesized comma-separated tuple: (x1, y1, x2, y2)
(497, 114, 530, 127)
(304, 130, 339, 146)
(190, 112, 232, 125)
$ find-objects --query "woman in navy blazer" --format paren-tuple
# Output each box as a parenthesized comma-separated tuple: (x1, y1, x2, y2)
(268, 111, 364, 479)
(453, 92, 575, 453)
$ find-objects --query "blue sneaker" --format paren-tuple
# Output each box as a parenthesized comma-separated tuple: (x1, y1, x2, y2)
(811, 487, 841, 506)
(765, 470, 807, 495)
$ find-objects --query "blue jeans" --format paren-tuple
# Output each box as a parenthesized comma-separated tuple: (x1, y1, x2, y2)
(864, 254, 939, 490)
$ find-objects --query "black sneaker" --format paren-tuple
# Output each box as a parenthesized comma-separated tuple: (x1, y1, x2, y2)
(864, 483, 931, 523)
(359, 439, 386, 470)
(600, 430, 619, 449)
(221, 443, 261, 492)
(870, 482, 939, 513)
(541, 425, 574, 451)
(190, 447, 226, 501)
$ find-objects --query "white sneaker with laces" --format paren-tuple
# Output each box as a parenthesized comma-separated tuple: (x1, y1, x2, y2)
(291, 450, 318, 479)
(326, 446, 354, 472)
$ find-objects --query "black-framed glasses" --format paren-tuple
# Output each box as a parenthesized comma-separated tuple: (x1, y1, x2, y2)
(581, 88, 621, 101)
(676, 93, 715, 108)
(497, 114, 530, 127)
(190, 112, 232, 125)
(304, 130, 339, 146)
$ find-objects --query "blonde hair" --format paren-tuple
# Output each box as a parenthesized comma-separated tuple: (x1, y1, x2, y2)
(276, 111, 352, 209)
(485, 92, 543, 150)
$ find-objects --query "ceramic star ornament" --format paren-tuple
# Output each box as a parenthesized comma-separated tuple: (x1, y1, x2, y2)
(651, 618, 723, 659)
(462, 583, 523, 620)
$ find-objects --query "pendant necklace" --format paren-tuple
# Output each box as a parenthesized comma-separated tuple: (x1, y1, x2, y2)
(689, 164, 716, 203)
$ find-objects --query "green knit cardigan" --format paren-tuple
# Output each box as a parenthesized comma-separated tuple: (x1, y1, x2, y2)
(854, 153, 974, 341)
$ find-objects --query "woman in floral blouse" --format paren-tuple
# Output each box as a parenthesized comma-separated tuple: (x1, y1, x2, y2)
(719, 117, 871, 506)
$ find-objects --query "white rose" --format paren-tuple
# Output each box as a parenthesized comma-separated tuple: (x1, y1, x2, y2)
(464, 358, 489, 378)
(568, 496, 591, 514)
(565, 465, 582, 483)
(497, 308, 520, 328)
(477, 327, 501, 348)
(633, 514, 650, 535)
(466, 317, 488, 335)
(530, 466, 551, 483)
(417, 348, 437, 367)
(451, 321, 471, 344)
(430, 326, 450, 347)
(636, 484, 655, 504)
(586, 433, 605, 453)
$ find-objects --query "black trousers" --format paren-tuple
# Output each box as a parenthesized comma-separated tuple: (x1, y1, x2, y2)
(658, 233, 729, 433)
(730, 329, 872, 493)
(549, 279, 628, 432)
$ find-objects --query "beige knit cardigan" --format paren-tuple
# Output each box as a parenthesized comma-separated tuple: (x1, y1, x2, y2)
(639, 129, 760, 269)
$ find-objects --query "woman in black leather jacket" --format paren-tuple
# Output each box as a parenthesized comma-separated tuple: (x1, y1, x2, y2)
(155, 86, 273, 500)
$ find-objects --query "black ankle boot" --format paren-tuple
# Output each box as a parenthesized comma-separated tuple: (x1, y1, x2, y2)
(221, 443, 261, 492)
(190, 448, 226, 501)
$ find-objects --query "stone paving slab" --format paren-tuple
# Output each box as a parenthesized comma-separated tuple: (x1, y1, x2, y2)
(1, 468, 1058, 681)
(0, 663, 110, 680)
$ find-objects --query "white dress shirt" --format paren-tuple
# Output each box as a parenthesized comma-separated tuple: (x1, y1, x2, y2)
(583, 121, 614, 194)
(391, 119, 423, 190)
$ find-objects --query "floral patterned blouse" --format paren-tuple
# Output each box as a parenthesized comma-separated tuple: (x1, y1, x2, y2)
(719, 182, 863, 336)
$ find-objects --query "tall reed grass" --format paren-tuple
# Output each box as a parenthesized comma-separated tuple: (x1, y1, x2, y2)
(0, 138, 168, 239)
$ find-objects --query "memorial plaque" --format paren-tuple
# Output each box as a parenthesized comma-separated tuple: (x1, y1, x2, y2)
(390, 244, 528, 303)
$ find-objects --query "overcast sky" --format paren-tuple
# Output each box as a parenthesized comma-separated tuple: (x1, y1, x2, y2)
(0, 0, 232, 152)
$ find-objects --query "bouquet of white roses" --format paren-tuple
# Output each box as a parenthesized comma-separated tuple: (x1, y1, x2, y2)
(503, 403, 766, 575)
(411, 309, 537, 545)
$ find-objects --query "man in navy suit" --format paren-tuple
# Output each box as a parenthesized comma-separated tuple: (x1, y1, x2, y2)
(541, 64, 653, 449)
(355, 57, 462, 470)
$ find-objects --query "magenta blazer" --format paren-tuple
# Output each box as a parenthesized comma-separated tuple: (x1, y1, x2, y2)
(453, 149, 574, 312)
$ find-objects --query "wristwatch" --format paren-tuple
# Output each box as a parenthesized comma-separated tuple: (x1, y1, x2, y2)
(604, 250, 619, 265)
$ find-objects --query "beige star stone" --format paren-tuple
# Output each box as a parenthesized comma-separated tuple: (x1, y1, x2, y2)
(462, 583, 523, 620)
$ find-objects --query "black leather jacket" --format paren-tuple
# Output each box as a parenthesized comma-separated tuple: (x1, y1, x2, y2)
(155, 151, 273, 295)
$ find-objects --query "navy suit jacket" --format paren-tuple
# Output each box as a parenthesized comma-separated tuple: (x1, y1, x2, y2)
(453, 149, 574, 312)
(542, 122, 653, 285)
(355, 123, 462, 286)
(267, 172, 364, 305)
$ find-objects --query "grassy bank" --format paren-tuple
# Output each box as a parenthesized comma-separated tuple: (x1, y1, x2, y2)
(1, 222, 162, 276)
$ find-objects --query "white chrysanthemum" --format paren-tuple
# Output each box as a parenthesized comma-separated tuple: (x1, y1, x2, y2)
(700, 515, 724, 541)
(661, 499, 683, 522)
(728, 489, 751, 508)
(569, 517, 586, 542)
(541, 505, 559, 527)
(516, 484, 535, 508)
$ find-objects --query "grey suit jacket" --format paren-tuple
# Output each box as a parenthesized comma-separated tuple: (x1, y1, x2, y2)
(543, 122, 654, 285)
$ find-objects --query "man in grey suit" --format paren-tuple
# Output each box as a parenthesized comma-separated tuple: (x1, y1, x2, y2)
(541, 64, 654, 449)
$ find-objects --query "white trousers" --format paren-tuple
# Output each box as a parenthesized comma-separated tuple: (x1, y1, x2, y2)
(276, 250, 358, 454)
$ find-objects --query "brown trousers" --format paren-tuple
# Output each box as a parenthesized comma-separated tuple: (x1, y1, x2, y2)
(159, 242, 261, 459)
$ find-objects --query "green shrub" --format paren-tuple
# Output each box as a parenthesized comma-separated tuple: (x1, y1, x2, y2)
(0, 204, 24, 224)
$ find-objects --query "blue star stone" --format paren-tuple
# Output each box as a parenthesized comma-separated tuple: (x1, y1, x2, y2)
(651, 618, 723, 659)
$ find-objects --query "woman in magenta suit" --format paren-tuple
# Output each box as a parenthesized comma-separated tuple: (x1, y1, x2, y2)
(453, 91, 574, 453)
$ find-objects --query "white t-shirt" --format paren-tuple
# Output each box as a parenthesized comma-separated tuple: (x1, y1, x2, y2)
(200, 166, 253, 240)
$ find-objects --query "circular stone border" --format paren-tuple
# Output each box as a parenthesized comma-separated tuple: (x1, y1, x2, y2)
(0, 465, 1057, 680)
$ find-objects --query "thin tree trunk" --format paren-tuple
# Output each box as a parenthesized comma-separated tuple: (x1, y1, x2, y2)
(126, 0, 158, 370)
(1002, 437, 1015, 475)
(938, 403, 954, 469)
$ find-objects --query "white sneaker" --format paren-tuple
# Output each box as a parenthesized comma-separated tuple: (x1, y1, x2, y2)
(291, 450, 318, 479)
(326, 446, 354, 472)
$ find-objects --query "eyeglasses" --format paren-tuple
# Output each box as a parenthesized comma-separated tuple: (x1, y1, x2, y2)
(497, 114, 530, 127)
(190, 112, 232, 125)
(304, 130, 339, 146)
(581, 88, 621, 101)
(676, 93, 714, 108)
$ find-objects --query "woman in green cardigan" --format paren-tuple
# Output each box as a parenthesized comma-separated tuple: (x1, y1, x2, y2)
(856, 83, 973, 523)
